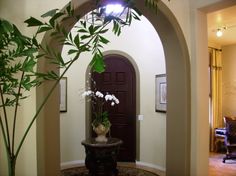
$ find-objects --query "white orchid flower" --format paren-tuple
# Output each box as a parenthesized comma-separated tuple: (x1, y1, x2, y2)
(112, 95, 117, 101)
(95, 91, 104, 98)
(105, 94, 112, 101)
(111, 95, 119, 104)
(111, 102, 115, 106)
(105, 95, 109, 101)
(115, 99, 119, 104)
(82, 90, 93, 97)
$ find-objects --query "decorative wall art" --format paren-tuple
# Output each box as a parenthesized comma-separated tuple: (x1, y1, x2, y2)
(60, 77, 67, 112)
(155, 74, 167, 112)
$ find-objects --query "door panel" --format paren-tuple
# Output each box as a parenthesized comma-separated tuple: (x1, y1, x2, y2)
(92, 55, 136, 162)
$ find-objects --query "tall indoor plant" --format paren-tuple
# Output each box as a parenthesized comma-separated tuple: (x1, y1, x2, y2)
(0, 0, 147, 175)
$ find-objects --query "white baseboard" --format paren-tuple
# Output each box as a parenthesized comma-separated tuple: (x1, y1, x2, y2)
(61, 160, 85, 170)
(136, 161, 166, 172)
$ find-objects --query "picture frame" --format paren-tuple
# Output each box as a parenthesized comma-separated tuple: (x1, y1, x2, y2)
(155, 74, 167, 113)
(60, 77, 67, 112)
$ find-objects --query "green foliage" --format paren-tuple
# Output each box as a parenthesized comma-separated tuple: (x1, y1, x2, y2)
(90, 52, 106, 73)
(24, 17, 44, 27)
(0, 19, 41, 108)
(92, 111, 111, 128)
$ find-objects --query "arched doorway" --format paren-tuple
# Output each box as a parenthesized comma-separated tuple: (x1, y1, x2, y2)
(36, 1, 191, 175)
(91, 54, 136, 162)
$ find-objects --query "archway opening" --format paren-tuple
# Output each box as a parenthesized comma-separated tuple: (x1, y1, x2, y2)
(37, 1, 190, 175)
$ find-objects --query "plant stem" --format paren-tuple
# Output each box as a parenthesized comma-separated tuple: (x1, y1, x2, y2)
(8, 157, 16, 176)
(0, 116, 13, 176)
(0, 116, 10, 154)
(12, 72, 25, 155)
(0, 86, 11, 150)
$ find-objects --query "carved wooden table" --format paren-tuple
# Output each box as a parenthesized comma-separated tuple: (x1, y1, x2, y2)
(81, 138, 123, 176)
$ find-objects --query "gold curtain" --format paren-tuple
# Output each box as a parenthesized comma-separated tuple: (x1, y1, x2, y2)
(209, 48, 223, 151)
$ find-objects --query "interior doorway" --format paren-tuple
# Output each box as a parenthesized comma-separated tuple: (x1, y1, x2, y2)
(92, 54, 136, 162)
(207, 3, 236, 175)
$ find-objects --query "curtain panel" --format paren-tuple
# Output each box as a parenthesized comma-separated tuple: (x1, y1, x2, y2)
(209, 48, 223, 151)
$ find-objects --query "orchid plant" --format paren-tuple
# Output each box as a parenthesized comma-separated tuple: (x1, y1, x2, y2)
(82, 84, 119, 129)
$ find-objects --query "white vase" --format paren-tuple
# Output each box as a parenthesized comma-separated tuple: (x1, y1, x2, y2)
(93, 124, 110, 142)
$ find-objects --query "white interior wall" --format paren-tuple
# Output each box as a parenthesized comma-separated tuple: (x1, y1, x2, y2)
(60, 15, 166, 168)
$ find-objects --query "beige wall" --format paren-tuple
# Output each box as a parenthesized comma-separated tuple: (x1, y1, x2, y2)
(189, 9, 209, 176)
(222, 44, 236, 116)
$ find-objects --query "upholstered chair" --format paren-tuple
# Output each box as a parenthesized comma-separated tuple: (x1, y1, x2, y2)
(223, 119, 236, 163)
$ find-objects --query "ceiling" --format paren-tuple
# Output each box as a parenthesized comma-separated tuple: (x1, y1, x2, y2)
(208, 5, 236, 47)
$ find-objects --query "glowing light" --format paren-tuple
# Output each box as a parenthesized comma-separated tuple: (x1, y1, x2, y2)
(84, 2, 128, 25)
(105, 4, 124, 15)
(216, 29, 223, 37)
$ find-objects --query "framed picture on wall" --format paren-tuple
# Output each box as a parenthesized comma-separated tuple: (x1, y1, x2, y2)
(60, 77, 67, 112)
(155, 74, 167, 113)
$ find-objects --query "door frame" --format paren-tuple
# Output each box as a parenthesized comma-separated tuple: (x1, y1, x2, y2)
(85, 51, 141, 160)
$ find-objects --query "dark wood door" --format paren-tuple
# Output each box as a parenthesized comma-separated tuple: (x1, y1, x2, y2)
(92, 54, 136, 162)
